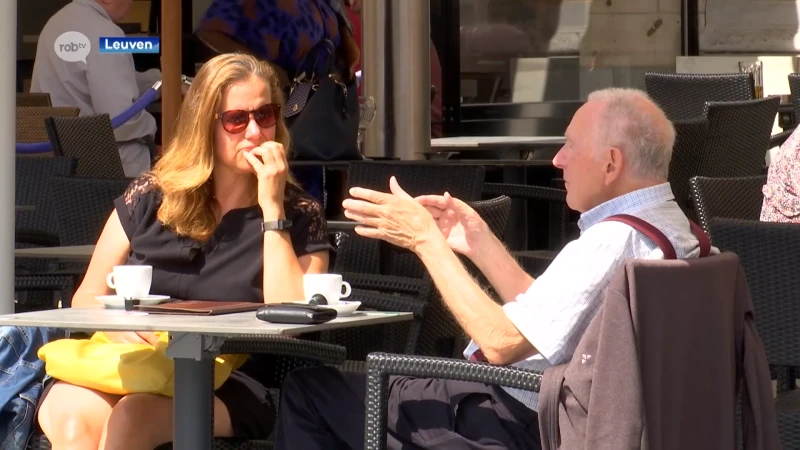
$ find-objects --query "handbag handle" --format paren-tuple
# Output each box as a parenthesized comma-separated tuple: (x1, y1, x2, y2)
(295, 39, 338, 81)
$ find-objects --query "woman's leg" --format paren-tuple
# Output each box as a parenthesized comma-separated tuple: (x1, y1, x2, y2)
(98, 393, 233, 450)
(37, 381, 122, 450)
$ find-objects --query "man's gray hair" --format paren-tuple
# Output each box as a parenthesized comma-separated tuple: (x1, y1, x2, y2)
(587, 88, 675, 180)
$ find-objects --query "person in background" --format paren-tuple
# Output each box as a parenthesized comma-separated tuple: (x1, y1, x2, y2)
(345, 0, 443, 137)
(32, 0, 161, 177)
(36, 53, 331, 450)
(761, 126, 800, 222)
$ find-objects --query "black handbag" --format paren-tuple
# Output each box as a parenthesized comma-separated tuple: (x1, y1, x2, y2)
(284, 39, 361, 161)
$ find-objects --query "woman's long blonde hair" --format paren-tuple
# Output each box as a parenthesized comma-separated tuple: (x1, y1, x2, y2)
(152, 53, 297, 242)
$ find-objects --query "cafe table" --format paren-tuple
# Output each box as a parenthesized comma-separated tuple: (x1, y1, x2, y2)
(14, 244, 95, 260)
(0, 307, 412, 449)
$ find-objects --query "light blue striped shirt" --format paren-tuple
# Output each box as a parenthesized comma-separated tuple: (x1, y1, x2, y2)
(464, 183, 718, 410)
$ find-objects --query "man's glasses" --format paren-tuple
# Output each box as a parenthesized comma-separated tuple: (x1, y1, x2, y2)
(215, 104, 281, 134)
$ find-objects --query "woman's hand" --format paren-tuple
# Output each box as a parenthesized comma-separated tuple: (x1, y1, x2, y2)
(242, 142, 288, 219)
(104, 331, 160, 345)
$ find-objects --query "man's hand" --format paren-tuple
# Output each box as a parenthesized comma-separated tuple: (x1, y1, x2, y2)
(342, 176, 442, 252)
(415, 192, 491, 259)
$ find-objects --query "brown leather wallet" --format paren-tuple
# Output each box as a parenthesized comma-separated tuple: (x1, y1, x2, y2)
(134, 300, 263, 316)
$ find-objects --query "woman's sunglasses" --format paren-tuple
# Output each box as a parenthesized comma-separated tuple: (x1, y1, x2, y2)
(215, 103, 281, 134)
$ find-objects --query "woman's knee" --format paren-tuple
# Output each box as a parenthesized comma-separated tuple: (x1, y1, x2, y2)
(103, 393, 233, 447)
(105, 393, 171, 436)
(38, 381, 119, 445)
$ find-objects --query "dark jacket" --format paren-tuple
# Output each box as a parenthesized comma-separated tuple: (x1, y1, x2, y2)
(538, 252, 781, 450)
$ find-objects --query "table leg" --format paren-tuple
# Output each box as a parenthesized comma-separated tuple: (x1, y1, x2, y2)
(167, 333, 226, 450)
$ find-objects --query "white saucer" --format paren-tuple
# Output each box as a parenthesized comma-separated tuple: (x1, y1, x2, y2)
(96, 295, 171, 309)
(294, 300, 361, 316)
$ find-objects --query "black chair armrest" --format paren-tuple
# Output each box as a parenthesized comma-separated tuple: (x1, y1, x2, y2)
(341, 272, 429, 297)
(220, 335, 347, 389)
(15, 229, 60, 247)
(364, 352, 543, 450)
(483, 183, 566, 203)
(770, 128, 795, 149)
(351, 289, 426, 318)
(220, 335, 346, 365)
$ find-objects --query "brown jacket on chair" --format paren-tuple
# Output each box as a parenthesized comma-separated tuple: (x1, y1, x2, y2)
(537, 252, 781, 450)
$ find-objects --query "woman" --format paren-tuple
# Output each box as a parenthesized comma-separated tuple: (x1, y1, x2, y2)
(36, 53, 331, 449)
(761, 127, 800, 223)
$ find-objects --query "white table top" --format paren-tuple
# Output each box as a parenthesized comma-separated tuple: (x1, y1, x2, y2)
(15, 245, 95, 259)
(0, 307, 412, 336)
(430, 136, 566, 148)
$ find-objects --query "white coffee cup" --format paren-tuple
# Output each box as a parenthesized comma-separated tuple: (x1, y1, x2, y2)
(303, 274, 352, 305)
(106, 265, 153, 299)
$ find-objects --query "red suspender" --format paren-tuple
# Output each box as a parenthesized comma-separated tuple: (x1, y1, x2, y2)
(603, 214, 711, 259)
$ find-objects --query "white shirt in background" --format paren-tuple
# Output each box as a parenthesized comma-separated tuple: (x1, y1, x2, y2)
(31, 0, 160, 177)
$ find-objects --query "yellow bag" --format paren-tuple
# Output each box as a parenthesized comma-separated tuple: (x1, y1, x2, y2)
(37, 331, 247, 397)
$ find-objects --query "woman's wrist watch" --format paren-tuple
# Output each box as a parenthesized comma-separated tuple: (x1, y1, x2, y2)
(261, 220, 293, 232)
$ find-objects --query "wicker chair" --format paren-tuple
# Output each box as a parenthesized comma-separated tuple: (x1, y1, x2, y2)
(49, 177, 132, 246)
(789, 74, 800, 121)
(364, 353, 542, 450)
(16, 157, 78, 246)
(16, 107, 80, 156)
(482, 182, 569, 251)
(769, 73, 800, 148)
(45, 114, 126, 179)
(667, 118, 710, 216)
(710, 218, 800, 448)
(17, 92, 52, 107)
(345, 161, 485, 201)
(15, 156, 78, 310)
(700, 97, 780, 179)
(481, 183, 570, 276)
(689, 175, 766, 236)
(644, 72, 755, 121)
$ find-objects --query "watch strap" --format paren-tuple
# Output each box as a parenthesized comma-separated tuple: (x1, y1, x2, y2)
(261, 220, 293, 232)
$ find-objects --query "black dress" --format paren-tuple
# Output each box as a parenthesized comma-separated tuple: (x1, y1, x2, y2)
(113, 174, 332, 438)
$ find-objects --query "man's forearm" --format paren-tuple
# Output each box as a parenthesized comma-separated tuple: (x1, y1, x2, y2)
(415, 237, 532, 363)
(470, 233, 534, 304)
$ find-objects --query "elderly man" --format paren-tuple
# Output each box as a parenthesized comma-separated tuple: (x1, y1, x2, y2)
(32, 0, 161, 177)
(274, 88, 708, 449)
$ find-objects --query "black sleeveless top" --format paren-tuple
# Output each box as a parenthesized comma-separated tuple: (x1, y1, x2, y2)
(113, 174, 332, 303)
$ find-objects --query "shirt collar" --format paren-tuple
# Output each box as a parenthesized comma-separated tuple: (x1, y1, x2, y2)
(577, 182, 675, 232)
(74, 0, 113, 22)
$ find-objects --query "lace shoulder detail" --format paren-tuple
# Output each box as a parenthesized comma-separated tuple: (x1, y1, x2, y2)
(285, 185, 327, 243)
(123, 173, 159, 218)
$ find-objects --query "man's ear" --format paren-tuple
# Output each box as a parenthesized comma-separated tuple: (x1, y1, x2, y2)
(605, 147, 624, 182)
